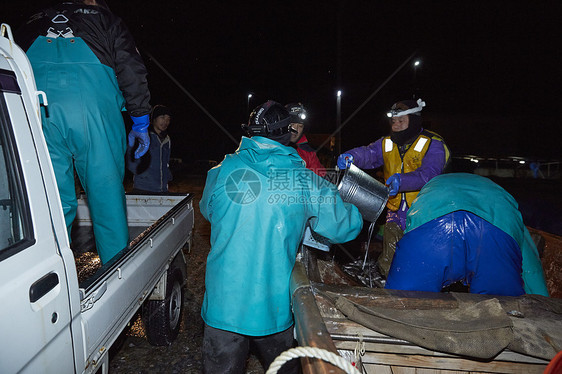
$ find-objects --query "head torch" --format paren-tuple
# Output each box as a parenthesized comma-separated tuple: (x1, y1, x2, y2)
(387, 98, 426, 118)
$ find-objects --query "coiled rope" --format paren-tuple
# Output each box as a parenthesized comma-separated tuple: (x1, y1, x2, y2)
(265, 346, 361, 374)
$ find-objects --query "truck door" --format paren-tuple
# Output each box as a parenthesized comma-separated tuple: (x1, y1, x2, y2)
(0, 59, 75, 371)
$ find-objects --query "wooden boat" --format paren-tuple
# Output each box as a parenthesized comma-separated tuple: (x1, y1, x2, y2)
(290, 228, 562, 374)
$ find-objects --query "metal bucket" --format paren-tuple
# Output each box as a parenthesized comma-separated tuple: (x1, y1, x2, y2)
(337, 164, 389, 222)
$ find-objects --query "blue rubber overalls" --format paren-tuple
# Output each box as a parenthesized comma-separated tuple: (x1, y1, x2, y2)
(27, 36, 128, 264)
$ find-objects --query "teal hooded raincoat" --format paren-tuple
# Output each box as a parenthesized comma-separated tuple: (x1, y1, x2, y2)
(200, 136, 363, 336)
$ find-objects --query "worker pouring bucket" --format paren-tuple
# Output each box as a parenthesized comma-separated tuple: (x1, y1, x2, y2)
(337, 164, 389, 223)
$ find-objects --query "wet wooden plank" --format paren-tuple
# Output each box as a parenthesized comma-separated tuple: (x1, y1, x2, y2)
(356, 352, 545, 374)
(291, 262, 346, 374)
(312, 282, 461, 310)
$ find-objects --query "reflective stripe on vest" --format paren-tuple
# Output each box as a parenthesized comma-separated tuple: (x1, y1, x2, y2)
(414, 137, 428, 152)
(384, 138, 394, 153)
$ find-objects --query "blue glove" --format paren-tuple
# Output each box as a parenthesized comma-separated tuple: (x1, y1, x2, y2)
(386, 173, 401, 196)
(128, 114, 150, 159)
(337, 153, 354, 170)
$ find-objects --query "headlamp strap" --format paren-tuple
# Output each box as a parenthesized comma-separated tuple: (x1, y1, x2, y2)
(268, 116, 291, 132)
(387, 98, 426, 118)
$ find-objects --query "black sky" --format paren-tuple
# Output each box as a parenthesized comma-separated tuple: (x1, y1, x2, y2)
(3, 1, 561, 161)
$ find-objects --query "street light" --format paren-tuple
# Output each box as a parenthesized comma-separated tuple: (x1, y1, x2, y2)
(247, 93, 253, 115)
(336, 90, 342, 155)
(413, 60, 421, 79)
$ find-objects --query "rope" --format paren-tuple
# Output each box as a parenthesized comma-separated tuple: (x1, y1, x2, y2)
(266, 346, 361, 374)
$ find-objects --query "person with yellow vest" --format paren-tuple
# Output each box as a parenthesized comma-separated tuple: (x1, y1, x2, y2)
(337, 98, 450, 281)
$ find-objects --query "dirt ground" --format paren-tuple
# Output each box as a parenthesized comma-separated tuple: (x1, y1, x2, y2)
(109, 174, 265, 374)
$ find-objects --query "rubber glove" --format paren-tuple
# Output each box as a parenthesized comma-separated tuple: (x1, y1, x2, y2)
(337, 153, 354, 170)
(386, 173, 401, 196)
(128, 114, 150, 159)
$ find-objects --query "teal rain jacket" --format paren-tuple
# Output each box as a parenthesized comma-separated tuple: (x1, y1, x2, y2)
(405, 173, 549, 296)
(200, 136, 363, 336)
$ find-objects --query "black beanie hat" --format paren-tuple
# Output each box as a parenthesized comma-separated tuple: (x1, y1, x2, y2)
(151, 105, 172, 121)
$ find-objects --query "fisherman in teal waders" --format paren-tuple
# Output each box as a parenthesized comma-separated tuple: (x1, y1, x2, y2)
(16, 0, 151, 264)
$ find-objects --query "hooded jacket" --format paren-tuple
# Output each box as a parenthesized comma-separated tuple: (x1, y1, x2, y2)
(200, 136, 362, 335)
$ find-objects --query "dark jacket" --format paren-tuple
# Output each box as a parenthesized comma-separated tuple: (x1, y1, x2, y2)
(16, 1, 151, 116)
(127, 131, 172, 193)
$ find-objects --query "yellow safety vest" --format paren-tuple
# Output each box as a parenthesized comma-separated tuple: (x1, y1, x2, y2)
(382, 131, 449, 211)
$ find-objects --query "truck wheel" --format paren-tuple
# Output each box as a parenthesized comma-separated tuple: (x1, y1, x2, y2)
(142, 267, 184, 346)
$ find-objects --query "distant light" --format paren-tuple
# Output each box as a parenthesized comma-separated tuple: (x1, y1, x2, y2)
(337, 90, 342, 97)
(248, 93, 252, 99)
(414, 60, 421, 67)
(470, 158, 479, 163)
(519, 160, 525, 164)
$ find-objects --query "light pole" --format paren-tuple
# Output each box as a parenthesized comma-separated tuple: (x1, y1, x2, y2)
(247, 93, 253, 116)
(413, 60, 421, 98)
(336, 90, 342, 155)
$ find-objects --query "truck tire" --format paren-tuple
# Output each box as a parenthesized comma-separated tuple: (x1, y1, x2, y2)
(142, 266, 184, 346)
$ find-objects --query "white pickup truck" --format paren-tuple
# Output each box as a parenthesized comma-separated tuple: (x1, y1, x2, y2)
(0, 24, 194, 374)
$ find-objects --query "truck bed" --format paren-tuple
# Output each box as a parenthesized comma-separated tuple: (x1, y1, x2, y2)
(71, 193, 193, 286)
(71, 192, 194, 371)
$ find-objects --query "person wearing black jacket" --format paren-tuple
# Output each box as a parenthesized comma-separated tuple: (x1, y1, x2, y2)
(16, 0, 152, 263)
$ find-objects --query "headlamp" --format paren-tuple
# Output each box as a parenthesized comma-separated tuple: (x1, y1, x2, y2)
(387, 98, 426, 118)
(286, 103, 307, 123)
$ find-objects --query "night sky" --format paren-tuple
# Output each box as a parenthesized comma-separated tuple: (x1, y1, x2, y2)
(3, 1, 561, 162)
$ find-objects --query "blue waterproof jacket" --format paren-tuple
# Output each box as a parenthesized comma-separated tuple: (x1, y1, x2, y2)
(200, 136, 363, 336)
